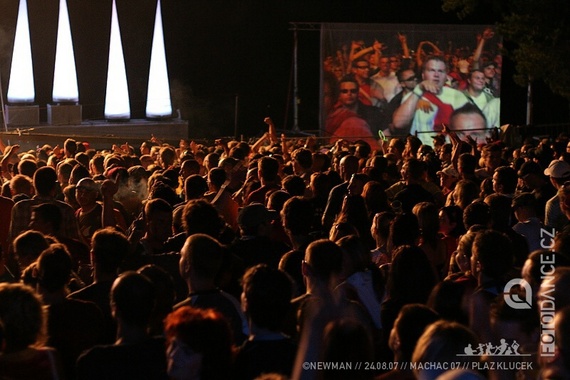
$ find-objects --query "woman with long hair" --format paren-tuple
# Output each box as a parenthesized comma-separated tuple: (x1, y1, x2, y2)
(334, 194, 375, 250)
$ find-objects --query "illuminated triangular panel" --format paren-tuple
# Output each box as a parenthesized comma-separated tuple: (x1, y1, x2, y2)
(7, 0, 35, 103)
(53, 0, 79, 103)
(104, 0, 130, 119)
(146, 0, 172, 118)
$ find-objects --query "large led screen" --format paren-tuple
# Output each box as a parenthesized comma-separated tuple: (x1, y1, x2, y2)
(321, 23, 501, 148)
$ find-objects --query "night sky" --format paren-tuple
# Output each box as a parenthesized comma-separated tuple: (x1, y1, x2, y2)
(0, 0, 567, 139)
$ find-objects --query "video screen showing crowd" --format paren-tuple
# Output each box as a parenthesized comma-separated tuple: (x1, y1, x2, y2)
(321, 24, 501, 149)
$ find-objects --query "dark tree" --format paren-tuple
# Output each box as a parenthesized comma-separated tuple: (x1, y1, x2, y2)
(442, 0, 570, 101)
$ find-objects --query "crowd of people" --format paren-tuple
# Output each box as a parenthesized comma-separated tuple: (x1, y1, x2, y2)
(323, 28, 501, 148)
(0, 119, 570, 379)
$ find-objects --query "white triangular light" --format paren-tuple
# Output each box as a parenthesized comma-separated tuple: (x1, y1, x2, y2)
(146, 0, 172, 118)
(53, 0, 79, 103)
(7, 0, 35, 103)
(104, 0, 130, 119)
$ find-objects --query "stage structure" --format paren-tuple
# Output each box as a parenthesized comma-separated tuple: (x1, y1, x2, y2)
(4, 0, 39, 126)
(49, 0, 82, 125)
(146, 0, 172, 119)
(1, 0, 187, 150)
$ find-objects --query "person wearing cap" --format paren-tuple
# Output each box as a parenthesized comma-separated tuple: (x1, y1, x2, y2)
(10, 166, 81, 242)
(518, 161, 557, 222)
(437, 165, 460, 197)
(544, 159, 570, 230)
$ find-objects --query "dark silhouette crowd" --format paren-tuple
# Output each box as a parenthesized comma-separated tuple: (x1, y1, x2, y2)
(1, 124, 570, 380)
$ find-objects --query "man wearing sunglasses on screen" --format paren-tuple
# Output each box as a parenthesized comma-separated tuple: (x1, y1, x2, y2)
(381, 68, 418, 137)
(350, 58, 385, 107)
(392, 55, 469, 146)
(325, 76, 383, 149)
